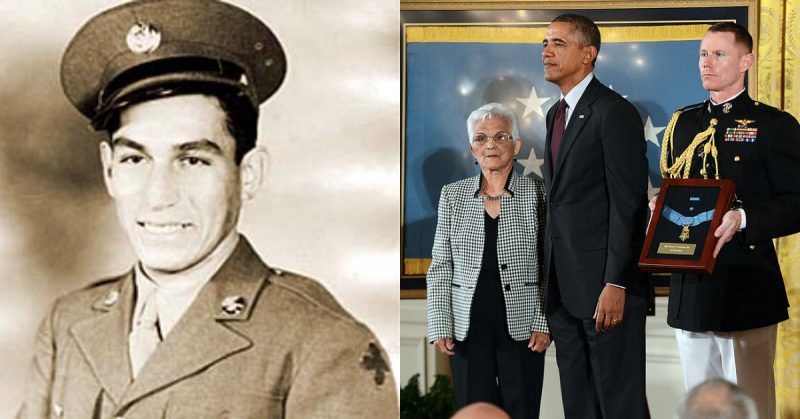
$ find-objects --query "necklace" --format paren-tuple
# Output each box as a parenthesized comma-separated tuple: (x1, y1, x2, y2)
(479, 185, 506, 201)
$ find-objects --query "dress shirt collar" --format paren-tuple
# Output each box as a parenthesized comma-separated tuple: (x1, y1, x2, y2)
(132, 232, 240, 337)
(561, 72, 594, 125)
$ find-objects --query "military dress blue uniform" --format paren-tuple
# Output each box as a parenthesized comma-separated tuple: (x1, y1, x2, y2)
(663, 91, 800, 419)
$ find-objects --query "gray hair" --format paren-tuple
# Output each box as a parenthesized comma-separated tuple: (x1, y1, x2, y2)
(675, 379, 758, 419)
(466, 103, 520, 144)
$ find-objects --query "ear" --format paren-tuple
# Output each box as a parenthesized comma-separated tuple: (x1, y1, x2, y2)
(469, 142, 480, 161)
(239, 146, 268, 201)
(740, 51, 754, 73)
(514, 138, 522, 156)
(583, 45, 598, 65)
(99, 141, 116, 198)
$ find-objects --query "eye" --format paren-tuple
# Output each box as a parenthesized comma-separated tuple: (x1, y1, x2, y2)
(700, 51, 707, 58)
(180, 156, 211, 167)
(716, 52, 725, 57)
(119, 154, 145, 165)
(473, 135, 488, 144)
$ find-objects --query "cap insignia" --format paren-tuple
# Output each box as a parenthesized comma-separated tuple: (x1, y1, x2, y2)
(126, 22, 161, 54)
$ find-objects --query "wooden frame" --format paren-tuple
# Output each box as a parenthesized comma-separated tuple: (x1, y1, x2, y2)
(639, 178, 736, 275)
(401, 0, 757, 299)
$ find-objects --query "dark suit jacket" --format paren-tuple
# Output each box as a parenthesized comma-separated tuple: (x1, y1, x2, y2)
(19, 236, 397, 419)
(666, 93, 800, 332)
(543, 76, 649, 318)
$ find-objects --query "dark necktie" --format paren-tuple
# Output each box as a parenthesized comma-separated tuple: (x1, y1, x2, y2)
(550, 99, 568, 168)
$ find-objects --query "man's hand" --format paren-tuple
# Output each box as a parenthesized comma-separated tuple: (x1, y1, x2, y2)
(648, 195, 658, 212)
(433, 338, 455, 355)
(594, 284, 625, 332)
(713, 209, 742, 258)
(527, 332, 551, 353)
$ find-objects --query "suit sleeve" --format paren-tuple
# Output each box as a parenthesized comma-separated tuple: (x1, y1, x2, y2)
(285, 323, 397, 419)
(741, 112, 800, 242)
(600, 99, 649, 287)
(18, 302, 59, 419)
(426, 185, 454, 342)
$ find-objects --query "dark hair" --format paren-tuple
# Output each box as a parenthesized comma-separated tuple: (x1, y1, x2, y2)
(552, 14, 601, 64)
(707, 22, 753, 53)
(104, 86, 259, 165)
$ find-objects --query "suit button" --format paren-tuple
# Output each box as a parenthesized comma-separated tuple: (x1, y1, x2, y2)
(749, 245, 755, 250)
(504, 284, 511, 291)
(53, 404, 63, 417)
(501, 264, 508, 270)
(734, 156, 741, 162)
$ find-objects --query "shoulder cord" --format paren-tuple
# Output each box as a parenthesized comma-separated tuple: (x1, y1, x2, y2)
(659, 111, 719, 179)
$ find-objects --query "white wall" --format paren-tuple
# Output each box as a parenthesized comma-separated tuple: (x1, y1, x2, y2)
(400, 298, 686, 419)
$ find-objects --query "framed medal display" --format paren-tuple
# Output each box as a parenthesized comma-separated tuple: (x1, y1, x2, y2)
(639, 178, 735, 275)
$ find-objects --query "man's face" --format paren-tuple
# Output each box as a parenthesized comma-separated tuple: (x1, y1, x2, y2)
(101, 94, 242, 274)
(542, 21, 594, 88)
(699, 31, 752, 96)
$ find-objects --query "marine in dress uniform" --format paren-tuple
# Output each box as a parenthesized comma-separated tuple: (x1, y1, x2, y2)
(17, 1, 397, 418)
(660, 22, 800, 419)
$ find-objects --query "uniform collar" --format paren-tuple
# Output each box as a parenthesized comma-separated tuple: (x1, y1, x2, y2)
(707, 89, 751, 116)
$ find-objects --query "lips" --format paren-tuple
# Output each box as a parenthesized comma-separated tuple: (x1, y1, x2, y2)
(137, 221, 192, 234)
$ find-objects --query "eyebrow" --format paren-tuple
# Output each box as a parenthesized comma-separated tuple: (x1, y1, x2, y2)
(111, 137, 223, 155)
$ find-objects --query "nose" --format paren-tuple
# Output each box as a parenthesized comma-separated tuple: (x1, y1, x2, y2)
(145, 163, 179, 210)
(542, 44, 553, 59)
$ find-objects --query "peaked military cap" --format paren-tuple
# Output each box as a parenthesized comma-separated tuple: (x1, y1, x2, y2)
(61, 0, 287, 130)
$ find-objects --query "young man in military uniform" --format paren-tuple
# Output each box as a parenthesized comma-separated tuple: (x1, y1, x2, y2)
(657, 22, 800, 419)
(18, 1, 396, 418)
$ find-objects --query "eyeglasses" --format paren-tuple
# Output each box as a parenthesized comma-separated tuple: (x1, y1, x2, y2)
(471, 132, 513, 145)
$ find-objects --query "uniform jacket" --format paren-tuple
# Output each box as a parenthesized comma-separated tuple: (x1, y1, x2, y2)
(19, 237, 397, 419)
(426, 171, 548, 342)
(543, 77, 650, 318)
(666, 92, 800, 332)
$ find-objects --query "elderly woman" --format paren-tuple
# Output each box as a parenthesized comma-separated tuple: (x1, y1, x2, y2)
(427, 103, 549, 419)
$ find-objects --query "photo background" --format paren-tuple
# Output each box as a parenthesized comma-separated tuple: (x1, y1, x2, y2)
(0, 0, 399, 413)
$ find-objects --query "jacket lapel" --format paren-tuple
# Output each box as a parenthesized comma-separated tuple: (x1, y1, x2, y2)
(70, 273, 135, 405)
(550, 78, 599, 193)
(118, 237, 271, 408)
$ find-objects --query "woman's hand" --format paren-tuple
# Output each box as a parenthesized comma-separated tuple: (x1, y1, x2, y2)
(527, 332, 551, 352)
(433, 338, 455, 355)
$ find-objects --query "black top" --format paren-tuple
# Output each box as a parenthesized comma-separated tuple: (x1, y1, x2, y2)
(470, 211, 507, 326)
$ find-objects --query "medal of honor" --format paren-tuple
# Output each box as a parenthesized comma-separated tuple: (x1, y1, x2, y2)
(662, 206, 715, 242)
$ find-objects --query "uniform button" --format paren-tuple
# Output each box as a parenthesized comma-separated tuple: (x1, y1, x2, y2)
(734, 156, 741, 162)
(504, 284, 511, 291)
(749, 245, 755, 250)
(53, 404, 63, 417)
(501, 264, 508, 270)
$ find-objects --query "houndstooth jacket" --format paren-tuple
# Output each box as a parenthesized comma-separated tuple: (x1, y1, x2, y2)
(427, 170, 548, 342)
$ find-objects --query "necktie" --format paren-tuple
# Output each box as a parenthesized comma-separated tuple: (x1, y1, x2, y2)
(129, 288, 161, 378)
(550, 99, 568, 169)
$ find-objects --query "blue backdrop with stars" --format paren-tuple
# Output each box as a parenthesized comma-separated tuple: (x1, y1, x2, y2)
(404, 37, 710, 263)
